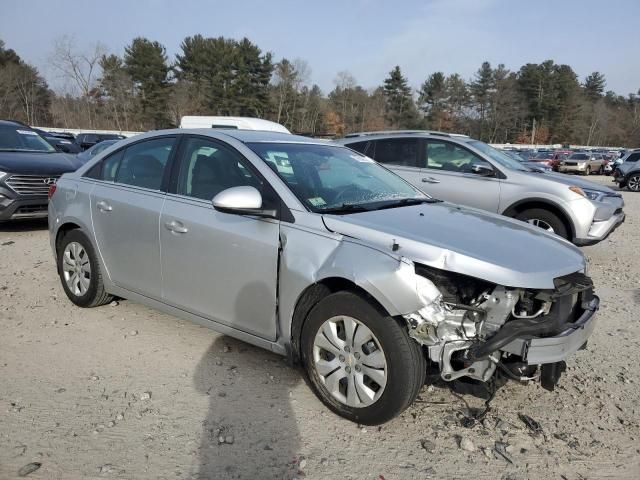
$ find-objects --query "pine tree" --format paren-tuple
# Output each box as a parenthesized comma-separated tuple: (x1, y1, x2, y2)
(124, 37, 170, 129)
(584, 72, 606, 101)
(382, 66, 416, 128)
(418, 72, 447, 129)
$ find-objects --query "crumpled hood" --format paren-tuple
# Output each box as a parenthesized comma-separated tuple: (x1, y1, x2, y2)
(0, 151, 81, 175)
(323, 202, 586, 289)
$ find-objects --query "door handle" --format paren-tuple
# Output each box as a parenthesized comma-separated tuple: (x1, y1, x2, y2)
(164, 220, 188, 234)
(421, 177, 441, 184)
(96, 200, 112, 212)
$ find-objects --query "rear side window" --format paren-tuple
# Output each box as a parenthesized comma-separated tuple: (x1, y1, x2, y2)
(102, 150, 124, 181)
(115, 137, 176, 190)
(370, 138, 420, 167)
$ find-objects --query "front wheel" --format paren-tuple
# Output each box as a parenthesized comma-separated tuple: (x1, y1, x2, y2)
(584, 165, 592, 175)
(57, 229, 113, 307)
(301, 291, 426, 425)
(628, 173, 640, 192)
(515, 208, 569, 239)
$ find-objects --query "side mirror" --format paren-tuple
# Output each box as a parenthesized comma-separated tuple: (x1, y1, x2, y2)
(212, 186, 277, 218)
(470, 164, 495, 177)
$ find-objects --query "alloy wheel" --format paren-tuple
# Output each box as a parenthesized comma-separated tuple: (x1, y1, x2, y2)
(629, 174, 640, 192)
(62, 242, 91, 296)
(526, 218, 555, 233)
(312, 315, 388, 408)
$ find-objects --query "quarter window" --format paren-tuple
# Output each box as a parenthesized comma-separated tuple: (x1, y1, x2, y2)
(114, 137, 175, 190)
(426, 141, 491, 173)
(176, 137, 262, 201)
(370, 138, 421, 167)
(346, 141, 369, 155)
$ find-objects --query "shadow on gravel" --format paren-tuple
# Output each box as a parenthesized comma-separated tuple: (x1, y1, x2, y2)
(0, 218, 48, 232)
(193, 336, 302, 479)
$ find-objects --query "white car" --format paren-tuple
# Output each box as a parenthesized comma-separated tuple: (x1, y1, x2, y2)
(179, 116, 290, 133)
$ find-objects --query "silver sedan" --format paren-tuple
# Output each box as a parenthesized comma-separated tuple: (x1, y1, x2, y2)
(49, 129, 598, 424)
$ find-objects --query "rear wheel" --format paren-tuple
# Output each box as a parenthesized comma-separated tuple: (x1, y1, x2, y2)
(515, 208, 569, 239)
(627, 174, 640, 192)
(301, 291, 426, 425)
(57, 229, 113, 307)
(598, 165, 605, 175)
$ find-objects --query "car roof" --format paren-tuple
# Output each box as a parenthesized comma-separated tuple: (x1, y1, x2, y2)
(335, 130, 470, 144)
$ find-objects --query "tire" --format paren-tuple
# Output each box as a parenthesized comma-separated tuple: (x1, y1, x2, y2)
(627, 173, 640, 192)
(57, 229, 113, 307)
(598, 165, 605, 175)
(300, 291, 426, 425)
(584, 165, 591, 176)
(515, 208, 569, 239)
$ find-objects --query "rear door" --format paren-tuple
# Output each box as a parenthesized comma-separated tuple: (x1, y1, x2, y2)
(420, 139, 501, 212)
(89, 136, 177, 299)
(159, 135, 280, 340)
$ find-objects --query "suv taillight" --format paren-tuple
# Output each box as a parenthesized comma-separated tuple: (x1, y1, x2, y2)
(48, 184, 57, 199)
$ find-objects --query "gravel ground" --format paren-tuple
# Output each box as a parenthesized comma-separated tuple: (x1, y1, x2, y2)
(1, 175, 639, 480)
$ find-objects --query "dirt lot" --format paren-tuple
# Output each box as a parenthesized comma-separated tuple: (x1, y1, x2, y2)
(1, 175, 639, 480)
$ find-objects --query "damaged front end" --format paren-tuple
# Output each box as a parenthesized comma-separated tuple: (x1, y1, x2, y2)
(404, 265, 599, 390)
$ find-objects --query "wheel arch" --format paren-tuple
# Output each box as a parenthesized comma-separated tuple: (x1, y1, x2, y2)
(288, 277, 396, 366)
(55, 221, 83, 254)
(502, 198, 575, 239)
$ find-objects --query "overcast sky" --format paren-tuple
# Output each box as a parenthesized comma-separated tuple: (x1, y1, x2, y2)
(1, 0, 638, 95)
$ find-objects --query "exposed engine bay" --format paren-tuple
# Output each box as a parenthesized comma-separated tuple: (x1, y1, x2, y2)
(404, 264, 596, 389)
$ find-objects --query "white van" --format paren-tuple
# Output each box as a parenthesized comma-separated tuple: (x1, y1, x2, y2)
(179, 116, 291, 134)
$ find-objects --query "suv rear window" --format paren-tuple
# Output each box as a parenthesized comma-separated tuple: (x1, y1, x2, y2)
(370, 138, 420, 167)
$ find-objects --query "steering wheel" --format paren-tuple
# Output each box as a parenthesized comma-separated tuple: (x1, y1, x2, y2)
(332, 184, 363, 204)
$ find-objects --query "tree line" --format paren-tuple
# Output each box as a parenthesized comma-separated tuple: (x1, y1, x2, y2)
(1, 36, 639, 146)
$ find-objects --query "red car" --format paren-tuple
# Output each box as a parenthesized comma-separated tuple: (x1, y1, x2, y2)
(529, 151, 569, 170)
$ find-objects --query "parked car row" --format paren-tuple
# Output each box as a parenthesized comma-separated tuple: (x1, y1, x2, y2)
(503, 147, 622, 175)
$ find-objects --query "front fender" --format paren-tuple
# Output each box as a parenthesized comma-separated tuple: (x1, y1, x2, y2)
(277, 224, 425, 351)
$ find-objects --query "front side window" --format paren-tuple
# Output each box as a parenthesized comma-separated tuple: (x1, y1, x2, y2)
(466, 140, 527, 172)
(625, 153, 640, 163)
(113, 137, 175, 190)
(176, 137, 263, 201)
(426, 141, 492, 174)
(248, 142, 426, 212)
(370, 138, 420, 167)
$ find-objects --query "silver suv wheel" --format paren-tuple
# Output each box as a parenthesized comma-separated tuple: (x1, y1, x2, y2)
(312, 315, 388, 407)
(628, 174, 640, 192)
(62, 242, 91, 296)
(525, 218, 555, 233)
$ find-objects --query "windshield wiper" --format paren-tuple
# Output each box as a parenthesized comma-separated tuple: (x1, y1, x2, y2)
(372, 197, 442, 210)
(320, 203, 371, 214)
